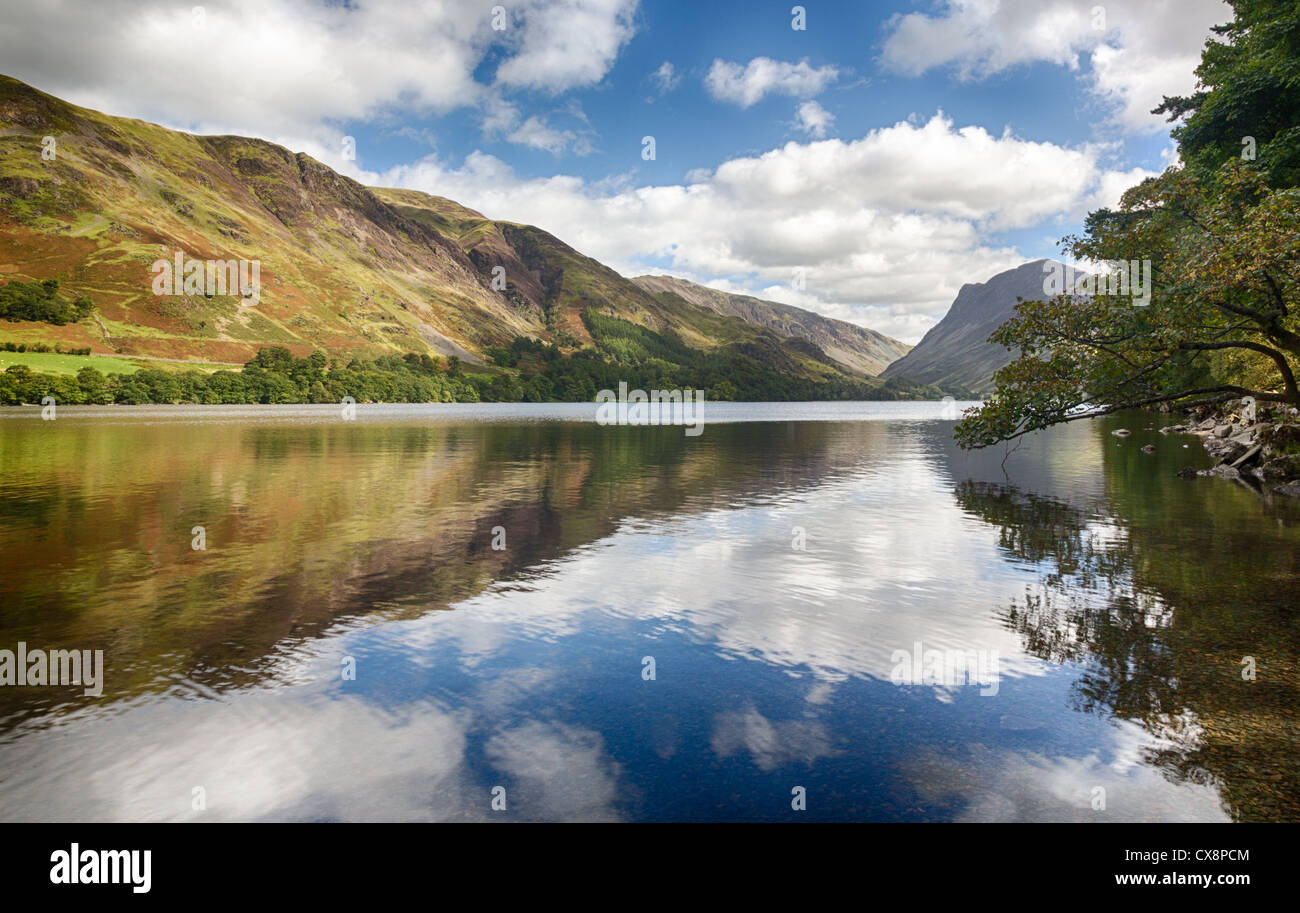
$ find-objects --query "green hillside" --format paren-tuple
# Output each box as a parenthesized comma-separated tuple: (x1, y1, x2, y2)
(0, 74, 950, 404)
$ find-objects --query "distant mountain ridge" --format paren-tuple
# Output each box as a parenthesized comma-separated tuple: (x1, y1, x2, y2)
(882, 259, 1063, 393)
(631, 275, 910, 377)
(0, 73, 911, 393)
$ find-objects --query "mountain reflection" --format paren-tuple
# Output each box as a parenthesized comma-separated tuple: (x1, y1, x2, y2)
(0, 405, 1294, 821)
(0, 416, 892, 725)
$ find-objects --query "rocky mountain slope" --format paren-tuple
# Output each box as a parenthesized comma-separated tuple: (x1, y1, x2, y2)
(0, 74, 908, 389)
(881, 259, 1062, 393)
(631, 275, 909, 376)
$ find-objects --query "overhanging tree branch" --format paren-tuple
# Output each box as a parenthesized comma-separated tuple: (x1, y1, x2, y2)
(1177, 339, 1300, 400)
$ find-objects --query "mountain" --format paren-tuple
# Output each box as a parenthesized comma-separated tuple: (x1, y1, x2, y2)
(0, 74, 909, 394)
(630, 275, 909, 376)
(881, 259, 1060, 393)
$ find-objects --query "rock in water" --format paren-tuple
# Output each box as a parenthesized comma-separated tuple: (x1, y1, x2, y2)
(1199, 464, 1241, 480)
(1177, 466, 1197, 479)
(1112, 428, 1131, 437)
(1260, 423, 1300, 453)
(1141, 444, 1156, 453)
(1215, 440, 1249, 464)
(1229, 444, 1262, 469)
(1261, 454, 1300, 481)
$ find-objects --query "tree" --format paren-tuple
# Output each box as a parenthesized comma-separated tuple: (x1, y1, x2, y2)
(249, 345, 295, 373)
(712, 379, 738, 401)
(76, 366, 111, 404)
(0, 278, 95, 324)
(484, 372, 521, 402)
(957, 0, 1300, 449)
(1154, 0, 1300, 188)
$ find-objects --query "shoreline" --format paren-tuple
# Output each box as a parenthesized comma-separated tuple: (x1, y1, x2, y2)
(1158, 397, 1300, 498)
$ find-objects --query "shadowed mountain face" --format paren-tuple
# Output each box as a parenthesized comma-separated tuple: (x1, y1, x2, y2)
(882, 259, 1061, 393)
(0, 74, 901, 388)
(631, 275, 910, 377)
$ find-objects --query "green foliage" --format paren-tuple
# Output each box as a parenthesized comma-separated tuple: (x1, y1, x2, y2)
(0, 320, 953, 406)
(0, 346, 482, 405)
(1155, 0, 1300, 187)
(711, 379, 738, 401)
(484, 336, 559, 368)
(0, 279, 93, 325)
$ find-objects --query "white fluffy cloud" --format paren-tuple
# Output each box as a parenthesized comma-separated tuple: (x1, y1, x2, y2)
(508, 116, 575, 154)
(650, 61, 681, 95)
(881, 0, 1229, 131)
(0, 0, 638, 143)
(0, 0, 1172, 342)
(374, 113, 1152, 343)
(494, 0, 638, 92)
(705, 57, 841, 108)
(794, 100, 835, 138)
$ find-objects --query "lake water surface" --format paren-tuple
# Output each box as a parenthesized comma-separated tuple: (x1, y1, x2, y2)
(1, 402, 1297, 821)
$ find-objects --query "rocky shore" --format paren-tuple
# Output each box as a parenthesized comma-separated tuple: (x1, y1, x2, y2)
(1158, 398, 1300, 497)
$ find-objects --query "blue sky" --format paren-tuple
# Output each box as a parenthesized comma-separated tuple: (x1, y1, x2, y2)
(356, 1, 1141, 178)
(0, 0, 1231, 341)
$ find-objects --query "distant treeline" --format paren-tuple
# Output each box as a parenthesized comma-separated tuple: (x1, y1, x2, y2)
(0, 348, 481, 406)
(1, 292, 961, 405)
(1, 341, 93, 355)
(1, 341, 953, 406)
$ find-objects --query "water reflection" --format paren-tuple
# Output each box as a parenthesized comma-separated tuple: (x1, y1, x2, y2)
(955, 478, 1300, 821)
(0, 404, 1295, 820)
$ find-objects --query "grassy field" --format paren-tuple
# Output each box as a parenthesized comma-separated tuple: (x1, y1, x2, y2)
(0, 351, 141, 376)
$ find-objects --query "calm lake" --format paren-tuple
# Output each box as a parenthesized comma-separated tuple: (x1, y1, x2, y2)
(1, 402, 1297, 821)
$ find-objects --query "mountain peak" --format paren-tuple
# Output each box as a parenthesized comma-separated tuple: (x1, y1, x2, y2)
(882, 260, 1064, 393)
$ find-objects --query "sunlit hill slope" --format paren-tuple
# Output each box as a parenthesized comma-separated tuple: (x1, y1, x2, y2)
(0, 74, 917, 392)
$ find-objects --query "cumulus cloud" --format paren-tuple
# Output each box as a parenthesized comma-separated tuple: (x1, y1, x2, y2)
(0, 0, 639, 145)
(650, 61, 681, 95)
(793, 100, 835, 138)
(508, 116, 575, 154)
(0, 0, 1172, 339)
(705, 57, 841, 108)
(373, 113, 1151, 342)
(494, 0, 638, 92)
(0, 689, 479, 822)
(882, 0, 1098, 77)
(901, 741, 1229, 823)
(485, 722, 623, 821)
(481, 95, 525, 137)
(880, 0, 1229, 131)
